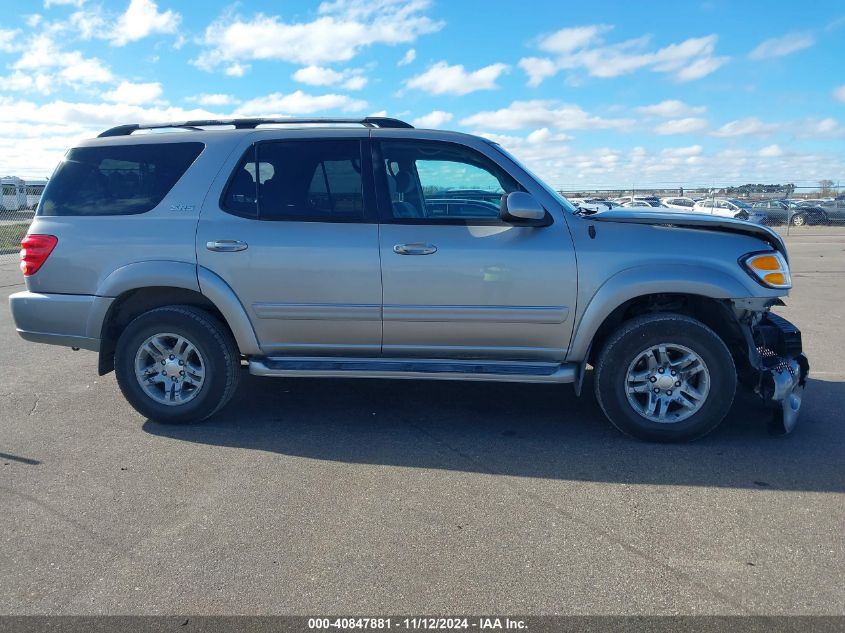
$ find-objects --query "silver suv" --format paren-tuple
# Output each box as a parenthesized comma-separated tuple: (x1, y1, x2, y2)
(10, 117, 808, 442)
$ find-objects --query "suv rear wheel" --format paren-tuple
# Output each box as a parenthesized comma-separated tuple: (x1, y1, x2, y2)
(114, 305, 240, 424)
(594, 313, 736, 442)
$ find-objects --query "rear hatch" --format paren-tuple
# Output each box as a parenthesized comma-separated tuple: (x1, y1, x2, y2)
(24, 137, 211, 295)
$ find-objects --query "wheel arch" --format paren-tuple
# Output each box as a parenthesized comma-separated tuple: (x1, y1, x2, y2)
(569, 265, 757, 368)
(95, 266, 261, 376)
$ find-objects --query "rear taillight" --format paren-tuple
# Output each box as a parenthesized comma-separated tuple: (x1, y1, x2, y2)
(20, 234, 58, 276)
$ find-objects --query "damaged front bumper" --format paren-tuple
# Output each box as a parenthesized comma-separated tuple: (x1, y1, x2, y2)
(736, 305, 809, 434)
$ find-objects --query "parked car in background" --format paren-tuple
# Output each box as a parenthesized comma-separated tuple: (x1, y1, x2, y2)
(692, 198, 766, 223)
(614, 196, 665, 208)
(660, 196, 697, 210)
(752, 200, 828, 226)
(569, 198, 623, 212)
(815, 199, 845, 224)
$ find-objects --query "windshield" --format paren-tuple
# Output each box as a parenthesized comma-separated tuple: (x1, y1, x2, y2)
(728, 199, 752, 209)
(488, 142, 578, 213)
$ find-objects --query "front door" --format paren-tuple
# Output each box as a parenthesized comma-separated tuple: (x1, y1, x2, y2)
(197, 132, 382, 356)
(372, 136, 577, 361)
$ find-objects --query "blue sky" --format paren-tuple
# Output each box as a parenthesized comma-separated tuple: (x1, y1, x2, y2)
(1, 0, 843, 189)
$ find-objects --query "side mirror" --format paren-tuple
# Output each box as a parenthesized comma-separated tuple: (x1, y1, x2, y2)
(500, 192, 548, 225)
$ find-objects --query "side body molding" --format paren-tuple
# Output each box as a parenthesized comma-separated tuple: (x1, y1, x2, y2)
(566, 264, 755, 362)
(197, 266, 262, 355)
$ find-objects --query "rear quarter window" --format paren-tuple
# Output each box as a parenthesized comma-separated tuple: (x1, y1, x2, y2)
(38, 142, 204, 216)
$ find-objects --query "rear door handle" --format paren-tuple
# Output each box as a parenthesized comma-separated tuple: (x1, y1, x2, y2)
(393, 243, 437, 256)
(207, 240, 248, 252)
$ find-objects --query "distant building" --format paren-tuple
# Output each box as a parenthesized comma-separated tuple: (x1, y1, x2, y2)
(1, 176, 27, 211)
(25, 179, 48, 210)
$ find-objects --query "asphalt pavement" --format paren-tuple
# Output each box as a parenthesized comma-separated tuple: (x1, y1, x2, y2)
(1, 232, 843, 615)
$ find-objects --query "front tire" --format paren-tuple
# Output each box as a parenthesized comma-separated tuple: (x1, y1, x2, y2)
(594, 313, 736, 442)
(791, 213, 806, 226)
(115, 305, 241, 424)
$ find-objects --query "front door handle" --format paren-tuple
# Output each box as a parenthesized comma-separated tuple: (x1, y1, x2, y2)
(393, 243, 437, 256)
(207, 240, 248, 252)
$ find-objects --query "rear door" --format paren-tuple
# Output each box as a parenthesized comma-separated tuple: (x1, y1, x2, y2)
(196, 130, 382, 356)
(371, 134, 577, 361)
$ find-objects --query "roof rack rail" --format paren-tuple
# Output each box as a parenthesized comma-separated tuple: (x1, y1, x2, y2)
(98, 116, 413, 137)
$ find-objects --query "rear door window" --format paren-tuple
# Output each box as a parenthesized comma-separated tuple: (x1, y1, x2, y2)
(221, 139, 365, 222)
(38, 142, 203, 216)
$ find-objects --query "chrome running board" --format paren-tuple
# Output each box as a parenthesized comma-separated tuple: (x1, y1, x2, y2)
(249, 357, 576, 384)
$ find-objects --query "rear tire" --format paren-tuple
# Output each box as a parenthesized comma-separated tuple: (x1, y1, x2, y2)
(791, 213, 806, 226)
(115, 305, 241, 424)
(594, 313, 736, 442)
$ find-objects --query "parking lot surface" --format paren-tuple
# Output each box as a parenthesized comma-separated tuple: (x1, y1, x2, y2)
(1, 232, 843, 615)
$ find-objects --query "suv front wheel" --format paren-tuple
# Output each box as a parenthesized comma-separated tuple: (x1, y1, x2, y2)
(114, 305, 241, 424)
(594, 313, 736, 442)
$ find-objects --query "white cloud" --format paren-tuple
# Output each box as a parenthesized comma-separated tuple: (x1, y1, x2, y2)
(0, 98, 233, 177)
(343, 76, 367, 90)
(57, 54, 113, 83)
(749, 32, 815, 60)
(63, 0, 179, 45)
(0, 71, 53, 94)
(796, 117, 845, 138)
(67, 8, 106, 39)
(537, 25, 612, 54)
(674, 55, 729, 81)
(518, 57, 558, 88)
(519, 28, 729, 85)
(711, 117, 779, 137)
(473, 129, 844, 190)
(0, 29, 19, 52)
(405, 61, 509, 95)
(102, 81, 163, 105)
(188, 93, 238, 106)
(194, 0, 443, 71)
(225, 63, 249, 77)
(8, 35, 113, 91)
(637, 100, 706, 117)
(44, 0, 86, 7)
(834, 85, 845, 103)
(661, 144, 703, 158)
(398, 48, 416, 66)
(412, 110, 452, 127)
(758, 144, 783, 157)
(109, 0, 181, 46)
(1, 98, 841, 188)
(811, 117, 840, 134)
(460, 100, 632, 131)
(292, 65, 368, 90)
(236, 90, 367, 116)
(653, 117, 708, 135)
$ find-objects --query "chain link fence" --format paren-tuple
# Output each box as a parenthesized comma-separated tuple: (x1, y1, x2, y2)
(0, 211, 32, 264)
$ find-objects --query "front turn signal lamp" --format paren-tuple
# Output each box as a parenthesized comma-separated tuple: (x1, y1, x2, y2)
(740, 251, 791, 289)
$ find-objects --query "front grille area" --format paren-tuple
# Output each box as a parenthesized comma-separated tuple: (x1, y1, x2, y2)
(756, 346, 796, 375)
(759, 313, 803, 359)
